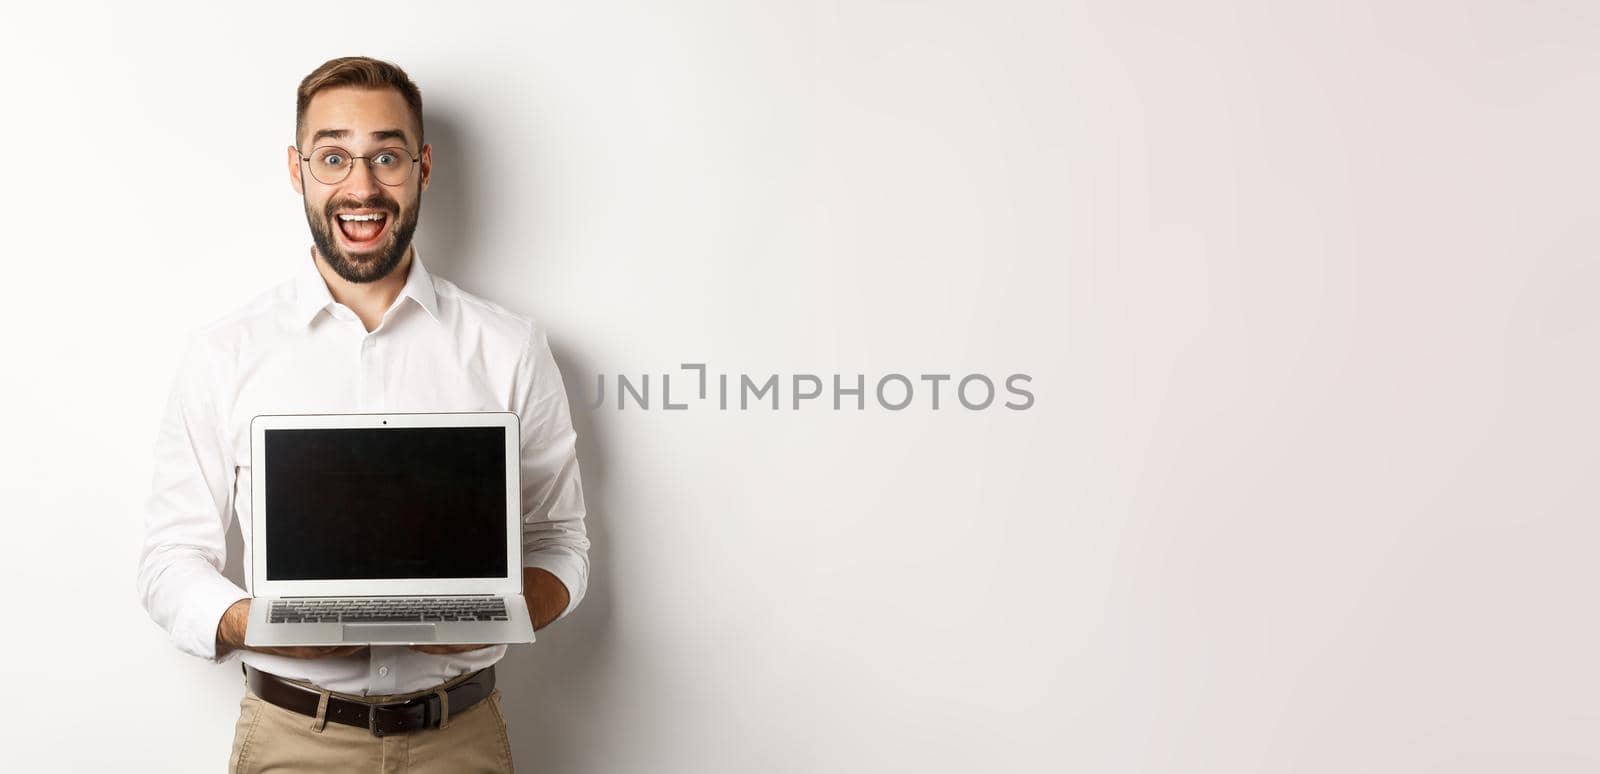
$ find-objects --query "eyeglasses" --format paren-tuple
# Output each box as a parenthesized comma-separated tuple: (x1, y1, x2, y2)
(297, 145, 420, 186)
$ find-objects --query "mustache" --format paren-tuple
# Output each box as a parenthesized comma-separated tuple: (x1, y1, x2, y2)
(324, 195, 398, 218)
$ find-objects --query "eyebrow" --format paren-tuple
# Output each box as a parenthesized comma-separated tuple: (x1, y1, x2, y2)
(309, 128, 412, 146)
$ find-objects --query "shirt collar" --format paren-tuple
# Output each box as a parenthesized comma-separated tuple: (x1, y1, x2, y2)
(294, 248, 441, 328)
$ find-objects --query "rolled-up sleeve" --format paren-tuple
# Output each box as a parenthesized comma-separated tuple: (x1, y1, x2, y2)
(511, 321, 592, 623)
(136, 332, 250, 662)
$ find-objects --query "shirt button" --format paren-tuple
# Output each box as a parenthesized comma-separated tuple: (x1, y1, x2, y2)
(378, 665, 389, 677)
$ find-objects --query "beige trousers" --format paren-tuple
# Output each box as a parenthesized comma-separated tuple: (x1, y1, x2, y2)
(227, 670, 515, 773)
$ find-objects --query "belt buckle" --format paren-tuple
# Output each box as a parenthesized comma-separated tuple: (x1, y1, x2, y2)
(368, 703, 384, 738)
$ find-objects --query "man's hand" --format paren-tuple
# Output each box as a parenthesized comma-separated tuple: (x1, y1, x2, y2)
(410, 643, 495, 655)
(525, 567, 570, 630)
(216, 599, 369, 660)
(406, 568, 570, 655)
(250, 644, 371, 658)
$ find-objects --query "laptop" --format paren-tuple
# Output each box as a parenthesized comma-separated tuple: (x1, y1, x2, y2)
(244, 412, 537, 647)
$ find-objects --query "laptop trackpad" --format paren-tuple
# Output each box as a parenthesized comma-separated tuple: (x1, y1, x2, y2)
(342, 624, 437, 643)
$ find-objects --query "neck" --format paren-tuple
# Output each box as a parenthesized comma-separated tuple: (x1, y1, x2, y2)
(312, 246, 413, 332)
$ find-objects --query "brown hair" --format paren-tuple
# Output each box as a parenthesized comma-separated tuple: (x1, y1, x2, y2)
(295, 56, 424, 149)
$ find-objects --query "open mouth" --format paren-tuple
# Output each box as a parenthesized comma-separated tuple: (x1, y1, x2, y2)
(333, 210, 391, 250)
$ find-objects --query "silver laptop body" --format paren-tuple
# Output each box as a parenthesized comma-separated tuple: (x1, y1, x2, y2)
(244, 412, 536, 647)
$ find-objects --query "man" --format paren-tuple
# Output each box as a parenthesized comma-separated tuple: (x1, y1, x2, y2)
(136, 56, 589, 773)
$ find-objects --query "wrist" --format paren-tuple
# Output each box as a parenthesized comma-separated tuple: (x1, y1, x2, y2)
(216, 598, 251, 655)
(527, 568, 570, 629)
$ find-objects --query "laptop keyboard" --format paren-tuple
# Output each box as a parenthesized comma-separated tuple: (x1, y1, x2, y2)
(268, 597, 509, 623)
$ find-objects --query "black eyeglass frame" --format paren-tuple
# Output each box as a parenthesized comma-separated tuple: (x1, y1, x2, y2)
(295, 145, 422, 187)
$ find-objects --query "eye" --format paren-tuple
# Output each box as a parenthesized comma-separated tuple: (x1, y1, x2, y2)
(374, 152, 399, 167)
(320, 152, 347, 167)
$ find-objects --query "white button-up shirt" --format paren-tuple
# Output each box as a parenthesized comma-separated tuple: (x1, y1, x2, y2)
(137, 249, 590, 695)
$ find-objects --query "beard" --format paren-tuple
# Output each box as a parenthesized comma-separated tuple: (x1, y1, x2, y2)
(305, 191, 422, 284)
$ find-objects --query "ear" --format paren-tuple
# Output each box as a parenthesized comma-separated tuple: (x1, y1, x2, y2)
(287, 145, 305, 195)
(418, 143, 432, 194)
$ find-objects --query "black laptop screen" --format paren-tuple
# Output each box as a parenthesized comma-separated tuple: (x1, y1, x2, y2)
(263, 425, 509, 581)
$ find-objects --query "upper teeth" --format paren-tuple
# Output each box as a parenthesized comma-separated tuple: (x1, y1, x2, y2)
(338, 213, 384, 222)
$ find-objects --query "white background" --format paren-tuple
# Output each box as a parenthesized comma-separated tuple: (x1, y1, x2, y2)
(1, 1, 1597, 771)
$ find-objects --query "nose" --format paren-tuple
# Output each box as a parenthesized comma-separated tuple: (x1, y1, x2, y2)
(340, 157, 383, 198)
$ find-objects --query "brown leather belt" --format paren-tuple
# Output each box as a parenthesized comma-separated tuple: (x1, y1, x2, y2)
(244, 664, 495, 737)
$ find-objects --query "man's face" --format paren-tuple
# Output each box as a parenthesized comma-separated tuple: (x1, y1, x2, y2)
(288, 86, 431, 283)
